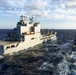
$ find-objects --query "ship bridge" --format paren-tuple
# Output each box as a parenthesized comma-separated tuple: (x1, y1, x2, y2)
(16, 15, 40, 41)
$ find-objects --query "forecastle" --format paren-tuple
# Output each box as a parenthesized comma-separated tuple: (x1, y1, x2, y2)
(0, 15, 57, 55)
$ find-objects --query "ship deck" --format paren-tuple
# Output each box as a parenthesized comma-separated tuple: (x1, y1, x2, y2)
(0, 41, 19, 46)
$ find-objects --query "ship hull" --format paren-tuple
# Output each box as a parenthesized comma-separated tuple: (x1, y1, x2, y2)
(4, 38, 43, 55)
(0, 35, 57, 55)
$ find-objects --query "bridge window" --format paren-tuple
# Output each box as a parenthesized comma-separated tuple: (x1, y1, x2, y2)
(6, 46, 10, 50)
(31, 37, 34, 40)
(11, 45, 15, 48)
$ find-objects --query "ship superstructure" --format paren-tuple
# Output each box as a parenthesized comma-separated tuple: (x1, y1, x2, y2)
(0, 15, 57, 55)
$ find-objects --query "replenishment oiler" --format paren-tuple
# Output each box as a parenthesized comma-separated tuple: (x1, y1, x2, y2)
(0, 15, 57, 55)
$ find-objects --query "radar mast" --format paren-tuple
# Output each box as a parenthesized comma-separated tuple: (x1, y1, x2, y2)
(30, 16, 34, 24)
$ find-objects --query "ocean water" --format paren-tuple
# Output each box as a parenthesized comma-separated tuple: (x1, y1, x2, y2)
(0, 29, 11, 40)
(0, 29, 76, 75)
(0, 29, 76, 41)
(55, 29, 76, 43)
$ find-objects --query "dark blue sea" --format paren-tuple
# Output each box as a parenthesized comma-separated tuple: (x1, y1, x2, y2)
(0, 29, 76, 42)
(0, 29, 11, 40)
(0, 29, 76, 75)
